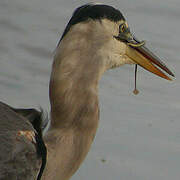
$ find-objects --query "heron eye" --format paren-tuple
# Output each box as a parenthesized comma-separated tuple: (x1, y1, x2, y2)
(119, 24, 126, 33)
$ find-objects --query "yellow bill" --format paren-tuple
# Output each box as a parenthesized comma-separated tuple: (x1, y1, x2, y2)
(115, 22, 175, 80)
(126, 44, 174, 80)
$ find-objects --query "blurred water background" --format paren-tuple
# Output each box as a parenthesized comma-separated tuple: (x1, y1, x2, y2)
(0, 0, 180, 179)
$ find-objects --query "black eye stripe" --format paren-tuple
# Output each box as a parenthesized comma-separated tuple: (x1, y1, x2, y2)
(60, 4, 125, 42)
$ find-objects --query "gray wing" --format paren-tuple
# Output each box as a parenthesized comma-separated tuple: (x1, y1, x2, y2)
(0, 102, 46, 180)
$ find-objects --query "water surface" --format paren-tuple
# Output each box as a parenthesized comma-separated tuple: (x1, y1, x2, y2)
(0, 0, 180, 179)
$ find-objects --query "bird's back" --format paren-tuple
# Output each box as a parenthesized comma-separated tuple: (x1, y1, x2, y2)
(0, 102, 46, 180)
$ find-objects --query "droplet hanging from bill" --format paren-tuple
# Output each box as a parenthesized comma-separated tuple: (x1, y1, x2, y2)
(133, 64, 139, 95)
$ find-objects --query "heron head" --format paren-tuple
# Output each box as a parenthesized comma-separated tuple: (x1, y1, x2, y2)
(58, 3, 174, 80)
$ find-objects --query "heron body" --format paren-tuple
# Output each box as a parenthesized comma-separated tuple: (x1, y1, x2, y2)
(0, 102, 46, 180)
(0, 3, 174, 180)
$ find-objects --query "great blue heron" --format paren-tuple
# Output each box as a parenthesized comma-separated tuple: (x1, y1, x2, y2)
(0, 3, 174, 180)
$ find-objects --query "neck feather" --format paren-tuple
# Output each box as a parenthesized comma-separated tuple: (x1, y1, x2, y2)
(49, 22, 105, 131)
(43, 24, 105, 180)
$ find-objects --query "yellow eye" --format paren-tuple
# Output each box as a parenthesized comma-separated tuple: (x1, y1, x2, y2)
(120, 24, 126, 33)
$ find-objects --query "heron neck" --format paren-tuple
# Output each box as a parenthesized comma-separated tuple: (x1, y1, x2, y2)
(49, 30, 105, 130)
(49, 58, 101, 130)
(43, 40, 104, 180)
(43, 23, 107, 179)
